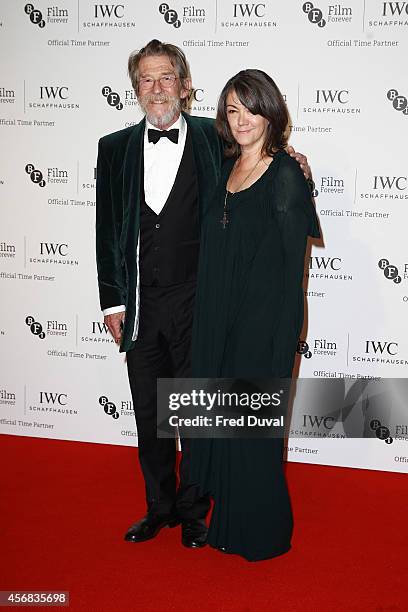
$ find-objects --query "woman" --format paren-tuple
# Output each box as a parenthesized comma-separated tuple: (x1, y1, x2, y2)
(189, 69, 320, 561)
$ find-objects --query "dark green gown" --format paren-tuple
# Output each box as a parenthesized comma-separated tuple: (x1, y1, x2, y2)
(190, 150, 320, 561)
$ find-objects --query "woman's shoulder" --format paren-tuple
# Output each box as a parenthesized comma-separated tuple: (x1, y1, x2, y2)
(274, 149, 304, 176)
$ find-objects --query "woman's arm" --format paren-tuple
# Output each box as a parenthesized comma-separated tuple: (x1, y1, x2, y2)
(270, 154, 320, 376)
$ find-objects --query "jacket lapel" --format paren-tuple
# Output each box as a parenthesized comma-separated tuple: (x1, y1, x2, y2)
(183, 112, 219, 220)
(121, 118, 145, 256)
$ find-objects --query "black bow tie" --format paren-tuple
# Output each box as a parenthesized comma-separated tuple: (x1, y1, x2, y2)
(148, 128, 179, 145)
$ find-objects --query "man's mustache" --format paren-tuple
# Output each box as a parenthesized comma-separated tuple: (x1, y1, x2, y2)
(141, 94, 175, 104)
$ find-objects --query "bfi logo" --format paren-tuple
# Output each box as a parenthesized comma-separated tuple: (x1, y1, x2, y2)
(25, 164, 69, 186)
(101, 86, 123, 110)
(25, 316, 68, 339)
(387, 89, 408, 115)
(25, 163, 46, 187)
(99, 395, 119, 419)
(159, 3, 205, 27)
(159, 3, 181, 27)
(297, 340, 312, 358)
(24, 3, 45, 27)
(297, 338, 337, 359)
(303, 2, 326, 26)
(24, 3, 68, 27)
(25, 316, 46, 339)
(302, 2, 352, 27)
(378, 258, 402, 284)
(370, 418, 393, 445)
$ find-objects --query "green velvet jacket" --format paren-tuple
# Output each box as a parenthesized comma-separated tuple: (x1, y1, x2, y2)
(95, 112, 224, 352)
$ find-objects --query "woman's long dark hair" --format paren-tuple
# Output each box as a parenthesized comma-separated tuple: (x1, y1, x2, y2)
(216, 69, 289, 158)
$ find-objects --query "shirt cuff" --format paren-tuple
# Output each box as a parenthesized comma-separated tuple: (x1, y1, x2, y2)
(103, 305, 126, 316)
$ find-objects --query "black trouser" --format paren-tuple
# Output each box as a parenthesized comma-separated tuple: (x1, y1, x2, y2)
(126, 282, 210, 520)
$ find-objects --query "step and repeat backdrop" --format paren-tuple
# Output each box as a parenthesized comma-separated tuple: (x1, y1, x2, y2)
(1, 1, 407, 473)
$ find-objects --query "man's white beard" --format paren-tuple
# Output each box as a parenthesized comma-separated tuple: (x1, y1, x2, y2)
(139, 93, 181, 129)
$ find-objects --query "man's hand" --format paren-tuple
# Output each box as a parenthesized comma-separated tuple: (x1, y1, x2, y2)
(104, 311, 125, 345)
(287, 145, 312, 180)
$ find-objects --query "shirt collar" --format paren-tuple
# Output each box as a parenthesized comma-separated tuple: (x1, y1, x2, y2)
(145, 113, 186, 139)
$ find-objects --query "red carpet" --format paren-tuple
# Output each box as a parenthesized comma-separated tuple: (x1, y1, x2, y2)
(0, 434, 406, 611)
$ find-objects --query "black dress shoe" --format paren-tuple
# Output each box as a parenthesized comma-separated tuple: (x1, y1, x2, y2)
(181, 519, 208, 548)
(124, 514, 180, 543)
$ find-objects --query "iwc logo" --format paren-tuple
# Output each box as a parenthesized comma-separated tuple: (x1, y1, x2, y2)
(359, 173, 408, 203)
(306, 256, 353, 281)
(26, 84, 80, 111)
(28, 390, 77, 416)
(219, 2, 276, 29)
(352, 339, 408, 368)
(81, 321, 115, 344)
(368, 2, 408, 28)
(28, 242, 78, 267)
(302, 87, 360, 116)
(82, 4, 135, 29)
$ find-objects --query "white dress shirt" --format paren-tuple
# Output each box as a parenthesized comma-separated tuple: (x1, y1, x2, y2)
(103, 115, 188, 342)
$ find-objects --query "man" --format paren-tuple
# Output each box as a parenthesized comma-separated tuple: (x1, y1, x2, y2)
(96, 39, 311, 549)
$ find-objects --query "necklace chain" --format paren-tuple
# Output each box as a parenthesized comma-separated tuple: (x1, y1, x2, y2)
(228, 155, 263, 193)
(221, 155, 264, 230)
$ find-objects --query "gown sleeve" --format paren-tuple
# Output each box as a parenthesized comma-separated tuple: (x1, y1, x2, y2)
(270, 153, 320, 376)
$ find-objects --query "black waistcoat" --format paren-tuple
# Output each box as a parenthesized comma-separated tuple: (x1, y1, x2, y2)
(139, 129, 200, 287)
